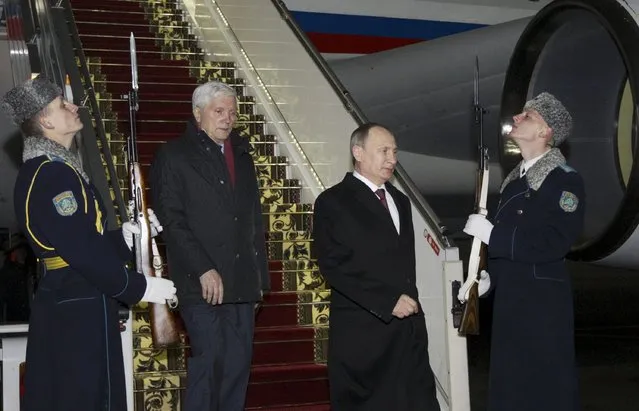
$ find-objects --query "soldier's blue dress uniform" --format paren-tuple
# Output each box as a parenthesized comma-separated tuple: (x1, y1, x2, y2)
(14, 145, 146, 411)
(486, 148, 585, 411)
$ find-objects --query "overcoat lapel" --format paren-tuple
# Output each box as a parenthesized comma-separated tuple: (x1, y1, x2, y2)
(344, 173, 398, 238)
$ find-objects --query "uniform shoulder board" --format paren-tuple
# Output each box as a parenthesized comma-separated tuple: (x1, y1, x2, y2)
(559, 164, 576, 173)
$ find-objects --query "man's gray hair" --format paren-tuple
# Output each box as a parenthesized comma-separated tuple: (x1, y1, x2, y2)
(192, 81, 237, 111)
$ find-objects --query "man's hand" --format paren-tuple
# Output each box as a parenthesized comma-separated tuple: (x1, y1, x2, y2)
(392, 294, 419, 318)
(255, 290, 264, 312)
(200, 269, 224, 305)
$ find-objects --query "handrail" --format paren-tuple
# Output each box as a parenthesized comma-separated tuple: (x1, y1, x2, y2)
(4, 0, 31, 85)
(32, 0, 65, 86)
(200, 0, 326, 198)
(270, 0, 450, 246)
(58, 0, 128, 223)
(20, 0, 127, 226)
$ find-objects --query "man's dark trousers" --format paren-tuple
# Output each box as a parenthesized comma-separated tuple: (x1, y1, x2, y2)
(181, 302, 255, 411)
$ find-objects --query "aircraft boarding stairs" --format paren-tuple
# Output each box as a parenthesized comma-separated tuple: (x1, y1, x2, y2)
(71, 0, 332, 408)
(1, 0, 470, 409)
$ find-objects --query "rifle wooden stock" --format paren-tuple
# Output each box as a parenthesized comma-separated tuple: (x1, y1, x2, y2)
(459, 161, 489, 336)
(131, 163, 180, 347)
(459, 281, 479, 335)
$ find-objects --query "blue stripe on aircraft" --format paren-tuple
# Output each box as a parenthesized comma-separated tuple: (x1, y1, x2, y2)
(291, 11, 486, 40)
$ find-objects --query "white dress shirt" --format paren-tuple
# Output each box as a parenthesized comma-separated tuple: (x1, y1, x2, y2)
(353, 171, 400, 234)
(520, 150, 550, 177)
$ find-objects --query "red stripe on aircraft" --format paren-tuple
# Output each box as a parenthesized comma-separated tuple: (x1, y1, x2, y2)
(306, 32, 424, 54)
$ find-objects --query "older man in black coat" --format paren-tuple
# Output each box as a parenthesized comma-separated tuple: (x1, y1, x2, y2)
(464, 93, 585, 411)
(150, 81, 269, 411)
(313, 123, 440, 411)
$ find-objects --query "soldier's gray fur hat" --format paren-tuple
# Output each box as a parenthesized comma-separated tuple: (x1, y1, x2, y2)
(524, 92, 572, 146)
(1, 75, 62, 125)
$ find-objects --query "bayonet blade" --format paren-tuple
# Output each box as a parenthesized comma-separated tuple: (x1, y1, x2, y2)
(130, 32, 138, 91)
(473, 56, 479, 107)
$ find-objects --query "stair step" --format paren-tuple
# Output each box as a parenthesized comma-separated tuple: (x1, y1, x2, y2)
(253, 330, 316, 365)
(100, 64, 195, 81)
(107, 112, 187, 122)
(99, 73, 197, 84)
(73, 9, 149, 22)
(97, 81, 196, 96)
(79, 34, 174, 50)
(106, 119, 186, 134)
(98, 62, 213, 78)
(74, 0, 182, 5)
(71, 0, 144, 13)
(111, 99, 191, 113)
(255, 293, 299, 328)
(106, 110, 260, 123)
(254, 326, 315, 342)
(246, 405, 330, 411)
(104, 99, 252, 117)
(92, 55, 194, 67)
(75, 22, 153, 36)
(250, 363, 327, 383)
(246, 364, 329, 408)
(83, 47, 205, 59)
(71, 0, 145, 12)
(96, 79, 237, 95)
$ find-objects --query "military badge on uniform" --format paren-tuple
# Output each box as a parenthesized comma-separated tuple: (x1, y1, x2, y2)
(52, 191, 78, 216)
(559, 191, 578, 212)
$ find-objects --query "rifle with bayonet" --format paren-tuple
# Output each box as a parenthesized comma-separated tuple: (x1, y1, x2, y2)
(125, 32, 180, 347)
(458, 56, 489, 336)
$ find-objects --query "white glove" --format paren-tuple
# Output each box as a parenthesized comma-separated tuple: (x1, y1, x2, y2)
(463, 214, 493, 245)
(141, 277, 177, 304)
(458, 270, 491, 302)
(122, 208, 164, 250)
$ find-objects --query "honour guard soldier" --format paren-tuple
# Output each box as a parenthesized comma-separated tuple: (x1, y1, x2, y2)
(2, 75, 177, 411)
(464, 93, 584, 411)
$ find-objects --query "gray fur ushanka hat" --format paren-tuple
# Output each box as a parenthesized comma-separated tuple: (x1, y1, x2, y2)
(524, 92, 573, 146)
(1, 75, 62, 125)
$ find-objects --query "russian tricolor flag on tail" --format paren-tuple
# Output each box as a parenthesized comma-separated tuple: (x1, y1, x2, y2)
(292, 11, 484, 58)
(284, 0, 544, 59)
